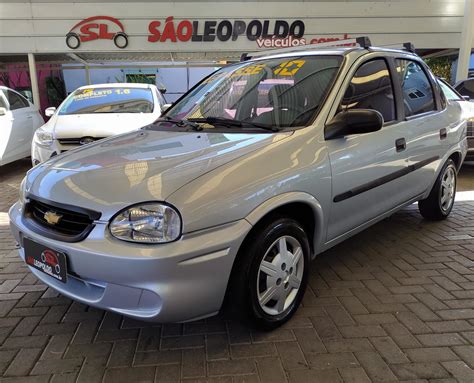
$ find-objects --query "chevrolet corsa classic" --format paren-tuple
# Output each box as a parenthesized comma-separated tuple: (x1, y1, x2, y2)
(9, 40, 467, 329)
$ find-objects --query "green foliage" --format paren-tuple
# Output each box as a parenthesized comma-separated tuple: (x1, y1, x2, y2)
(425, 57, 454, 83)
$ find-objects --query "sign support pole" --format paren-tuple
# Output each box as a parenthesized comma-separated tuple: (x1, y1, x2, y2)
(27, 53, 41, 110)
(456, 0, 474, 83)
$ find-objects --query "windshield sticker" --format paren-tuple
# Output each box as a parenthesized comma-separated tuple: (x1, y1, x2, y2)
(73, 88, 131, 101)
(273, 60, 306, 76)
(231, 64, 266, 78)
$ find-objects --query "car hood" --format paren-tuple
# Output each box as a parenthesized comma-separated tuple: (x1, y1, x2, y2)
(27, 129, 291, 219)
(51, 113, 157, 138)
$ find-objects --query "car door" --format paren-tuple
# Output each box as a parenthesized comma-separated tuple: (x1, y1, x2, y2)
(393, 58, 449, 197)
(1, 89, 33, 164)
(325, 56, 414, 241)
(0, 90, 14, 165)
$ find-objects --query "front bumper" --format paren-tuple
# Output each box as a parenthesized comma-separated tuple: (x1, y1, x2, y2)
(9, 202, 251, 322)
(31, 139, 79, 164)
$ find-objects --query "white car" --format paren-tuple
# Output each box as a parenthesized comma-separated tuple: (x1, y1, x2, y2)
(438, 78, 474, 161)
(0, 86, 44, 166)
(32, 83, 167, 164)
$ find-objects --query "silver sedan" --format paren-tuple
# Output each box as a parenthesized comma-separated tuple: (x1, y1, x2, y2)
(10, 42, 467, 329)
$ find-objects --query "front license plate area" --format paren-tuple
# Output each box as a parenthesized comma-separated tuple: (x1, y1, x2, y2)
(24, 238, 67, 283)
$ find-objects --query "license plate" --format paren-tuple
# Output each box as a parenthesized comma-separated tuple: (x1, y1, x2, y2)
(23, 238, 67, 283)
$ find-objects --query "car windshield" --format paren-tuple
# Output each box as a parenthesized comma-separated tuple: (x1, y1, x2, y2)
(162, 55, 343, 130)
(59, 87, 154, 115)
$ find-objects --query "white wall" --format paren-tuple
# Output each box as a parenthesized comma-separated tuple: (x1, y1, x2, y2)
(0, 0, 468, 56)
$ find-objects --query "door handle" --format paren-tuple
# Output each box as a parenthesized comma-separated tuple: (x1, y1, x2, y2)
(395, 138, 406, 152)
(440, 128, 447, 140)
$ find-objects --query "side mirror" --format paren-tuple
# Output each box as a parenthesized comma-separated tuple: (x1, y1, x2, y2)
(463, 95, 471, 101)
(45, 107, 56, 117)
(158, 87, 167, 94)
(161, 103, 172, 113)
(0, 107, 7, 116)
(325, 109, 383, 140)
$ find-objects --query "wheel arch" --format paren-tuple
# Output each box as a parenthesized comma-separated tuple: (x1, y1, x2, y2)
(448, 151, 462, 171)
(221, 192, 324, 316)
(245, 192, 325, 260)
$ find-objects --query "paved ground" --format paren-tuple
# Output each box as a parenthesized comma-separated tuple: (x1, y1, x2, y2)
(1, 159, 474, 383)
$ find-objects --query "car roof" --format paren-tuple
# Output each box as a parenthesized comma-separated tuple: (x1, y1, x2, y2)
(76, 83, 156, 90)
(248, 46, 419, 63)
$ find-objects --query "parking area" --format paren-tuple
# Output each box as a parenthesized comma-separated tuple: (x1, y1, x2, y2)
(0, 160, 474, 383)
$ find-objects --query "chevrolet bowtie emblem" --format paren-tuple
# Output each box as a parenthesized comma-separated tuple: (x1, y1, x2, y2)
(44, 211, 62, 225)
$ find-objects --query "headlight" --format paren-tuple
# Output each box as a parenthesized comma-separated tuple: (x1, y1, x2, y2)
(34, 128, 53, 146)
(109, 203, 181, 243)
(19, 176, 27, 205)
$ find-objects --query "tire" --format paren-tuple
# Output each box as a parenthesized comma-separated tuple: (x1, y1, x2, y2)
(228, 217, 310, 330)
(419, 159, 457, 220)
(114, 32, 128, 49)
(66, 32, 80, 49)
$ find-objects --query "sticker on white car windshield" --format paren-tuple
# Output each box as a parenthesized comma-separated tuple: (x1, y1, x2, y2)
(73, 88, 132, 101)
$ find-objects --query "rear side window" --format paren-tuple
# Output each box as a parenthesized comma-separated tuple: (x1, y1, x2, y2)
(438, 80, 462, 101)
(6, 90, 29, 110)
(395, 59, 435, 117)
(340, 58, 396, 123)
(455, 78, 474, 99)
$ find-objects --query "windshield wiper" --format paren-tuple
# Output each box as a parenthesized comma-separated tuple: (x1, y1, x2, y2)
(155, 116, 202, 131)
(188, 117, 279, 132)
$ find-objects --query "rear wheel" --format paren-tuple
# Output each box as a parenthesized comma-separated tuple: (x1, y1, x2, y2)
(229, 217, 310, 330)
(419, 159, 457, 220)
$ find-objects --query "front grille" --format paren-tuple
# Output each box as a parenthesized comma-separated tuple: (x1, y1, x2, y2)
(58, 137, 106, 145)
(24, 197, 101, 242)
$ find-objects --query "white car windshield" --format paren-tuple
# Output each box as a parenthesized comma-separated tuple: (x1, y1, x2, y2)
(164, 55, 343, 129)
(59, 87, 154, 115)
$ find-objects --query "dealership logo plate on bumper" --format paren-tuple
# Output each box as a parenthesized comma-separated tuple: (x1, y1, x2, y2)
(24, 238, 68, 283)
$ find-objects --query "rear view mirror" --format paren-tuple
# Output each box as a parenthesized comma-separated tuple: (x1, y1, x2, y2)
(45, 107, 56, 117)
(325, 109, 383, 140)
(0, 107, 7, 116)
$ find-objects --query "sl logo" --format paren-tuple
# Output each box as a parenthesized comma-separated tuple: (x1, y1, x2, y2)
(66, 16, 129, 49)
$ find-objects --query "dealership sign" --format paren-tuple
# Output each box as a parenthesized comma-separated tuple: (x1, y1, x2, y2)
(66, 15, 308, 49)
(65, 16, 355, 50)
(147, 17, 304, 43)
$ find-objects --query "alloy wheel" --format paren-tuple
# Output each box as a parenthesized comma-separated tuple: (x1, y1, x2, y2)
(440, 166, 456, 212)
(257, 235, 304, 316)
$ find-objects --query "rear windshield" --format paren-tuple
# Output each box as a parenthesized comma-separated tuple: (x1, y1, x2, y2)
(59, 87, 154, 115)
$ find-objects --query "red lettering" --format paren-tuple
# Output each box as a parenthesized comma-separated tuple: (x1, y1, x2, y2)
(148, 21, 161, 42)
(177, 20, 192, 41)
(79, 23, 100, 42)
(161, 16, 177, 42)
(98, 23, 114, 40)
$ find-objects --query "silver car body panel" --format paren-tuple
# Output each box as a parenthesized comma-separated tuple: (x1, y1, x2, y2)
(9, 47, 468, 322)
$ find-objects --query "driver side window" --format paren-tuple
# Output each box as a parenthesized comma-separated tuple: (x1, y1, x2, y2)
(340, 58, 396, 124)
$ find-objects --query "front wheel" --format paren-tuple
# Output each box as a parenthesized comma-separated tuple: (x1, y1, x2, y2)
(229, 217, 310, 330)
(419, 159, 457, 220)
